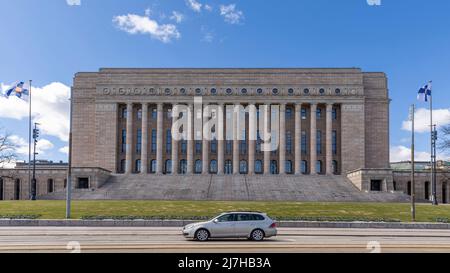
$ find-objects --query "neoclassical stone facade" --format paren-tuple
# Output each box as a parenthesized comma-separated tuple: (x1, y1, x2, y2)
(71, 68, 390, 179)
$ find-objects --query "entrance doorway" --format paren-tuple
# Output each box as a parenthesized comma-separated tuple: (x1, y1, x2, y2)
(0, 178, 3, 200)
(14, 179, 20, 200)
(443, 183, 448, 204)
(370, 180, 382, 192)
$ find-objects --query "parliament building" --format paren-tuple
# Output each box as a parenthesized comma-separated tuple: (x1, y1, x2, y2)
(1, 68, 449, 202)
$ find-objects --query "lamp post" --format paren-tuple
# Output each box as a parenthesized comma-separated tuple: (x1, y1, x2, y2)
(31, 122, 40, 201)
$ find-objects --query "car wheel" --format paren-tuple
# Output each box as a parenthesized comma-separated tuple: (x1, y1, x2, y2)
(250, 229, 265, 241)
(195, 229, 210, 241)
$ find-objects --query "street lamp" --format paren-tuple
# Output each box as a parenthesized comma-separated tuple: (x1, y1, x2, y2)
(30, 122, 40, 201)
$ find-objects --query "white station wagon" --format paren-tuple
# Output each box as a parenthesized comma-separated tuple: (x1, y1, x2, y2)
(182, 212, 277, 241)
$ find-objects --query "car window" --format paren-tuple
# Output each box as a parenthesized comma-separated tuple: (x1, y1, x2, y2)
(236, 214, 250, 221)
(217, 214, 235, 222)
(246, 214, 264, 221)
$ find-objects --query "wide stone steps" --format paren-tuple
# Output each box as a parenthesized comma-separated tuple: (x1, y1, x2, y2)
(39, 174, 410, 202)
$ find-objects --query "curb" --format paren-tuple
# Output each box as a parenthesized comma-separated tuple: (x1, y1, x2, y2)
(0, 219, 449, 229)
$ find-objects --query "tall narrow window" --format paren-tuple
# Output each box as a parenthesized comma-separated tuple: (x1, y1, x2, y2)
(317, 130, 322, 155)
(14, 179, 21, 200)
(225, 160, 233, 174)
(332, 130, 337, 155)
(211, 140, 217, 154)
(316, 108, 322, 119)
(122, 108, 127, 119)
(332, 108, 337, 120)
(181, 140, 187, 155)
(301, 131, 307, 155)
(286, 108, 292, 119)
(137, 109, 142, 120)
(270, 160, 278, 174)
(301, 108, 307, 120)
(195, 141, 202, 155)
(166, 129, 172, 154)
(136, 129, 142, 153)
(226, 140, 232, 155)
(121, 129, 126, 153)
(332, 160, 338, 174)
(425, 181, 430, 200)
(286, 131, 292, 154)
(151, 129, 157, 153)
(151, 108, 157, 119)
(256, 131, 262, 154)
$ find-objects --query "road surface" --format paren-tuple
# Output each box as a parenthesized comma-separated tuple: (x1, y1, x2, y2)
(1, 227, 450, 253)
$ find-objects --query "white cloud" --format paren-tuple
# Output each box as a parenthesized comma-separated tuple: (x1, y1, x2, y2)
(186, 0, 202, 12)
(204, 4, 213, 12)
(402, 108, 450, 133)
(59, 146, 69, 155)
(0, 82, 70, 142)
(66, 0, 81, 6)
(113, 12, 181, 43)
(9, 135, 54, 156)
(170, 11, 184, 23)
(220, 4, 244, 25)
(390, 145, 432, 162)
(201, 26, 214, 43)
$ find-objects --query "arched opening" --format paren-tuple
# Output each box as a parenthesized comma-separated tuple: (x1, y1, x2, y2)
(210, 160, 218, 174)
(332, 160, 338, 175)
(301, 160, 308, 174)
(135, 159, 141, 173)
(225, 160, 232, 175)
(270, 160, 278, 175)
(255, 160, 263, 174)
(239, 160, 248, 174)
(150, 160, 157, 173)
(425, 181, 430, 200)
(0, 178, 4, 200)
(120, 159, 126, 173)
(195, 160, 202, 174)
(165, 160, 172, 174)
(316, 160, 323, 174)
(14, 179, 21, 200)
(179, 160, 187, 174)
(443, 182, 448, 204)
(285, 160, 293, 174)
(47, 179, 54, 193)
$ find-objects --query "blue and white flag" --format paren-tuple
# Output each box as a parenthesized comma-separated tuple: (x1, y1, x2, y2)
(2, 81, 29, 101)
(417, 81, 432, 102)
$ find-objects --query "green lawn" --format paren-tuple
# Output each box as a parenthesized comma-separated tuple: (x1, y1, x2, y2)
(0, 200, 449, 222)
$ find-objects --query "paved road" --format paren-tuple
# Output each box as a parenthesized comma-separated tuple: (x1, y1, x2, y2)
(1, 227, 450, 253)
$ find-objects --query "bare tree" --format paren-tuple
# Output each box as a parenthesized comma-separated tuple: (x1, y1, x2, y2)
(0, 128, 16, 168)
(439, 124, 450, 152)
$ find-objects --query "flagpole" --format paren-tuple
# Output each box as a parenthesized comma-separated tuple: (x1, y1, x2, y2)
(430, 83, 438, 205)
(28, 80, 32, 200)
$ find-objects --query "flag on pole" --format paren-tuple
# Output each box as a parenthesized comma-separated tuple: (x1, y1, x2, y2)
(3, 81, 30, 101)
(417, 81, 432, 102)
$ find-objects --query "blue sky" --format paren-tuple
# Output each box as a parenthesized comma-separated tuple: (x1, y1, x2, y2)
(0, 0, 449, 164)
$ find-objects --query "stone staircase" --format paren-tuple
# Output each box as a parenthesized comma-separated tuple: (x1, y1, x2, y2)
(40, 174, 410, 202)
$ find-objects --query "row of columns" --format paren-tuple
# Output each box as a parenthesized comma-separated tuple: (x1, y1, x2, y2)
(124, 102, 336, 175)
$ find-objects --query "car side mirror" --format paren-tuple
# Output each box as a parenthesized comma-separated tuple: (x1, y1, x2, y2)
(213, 219, 219, 223)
